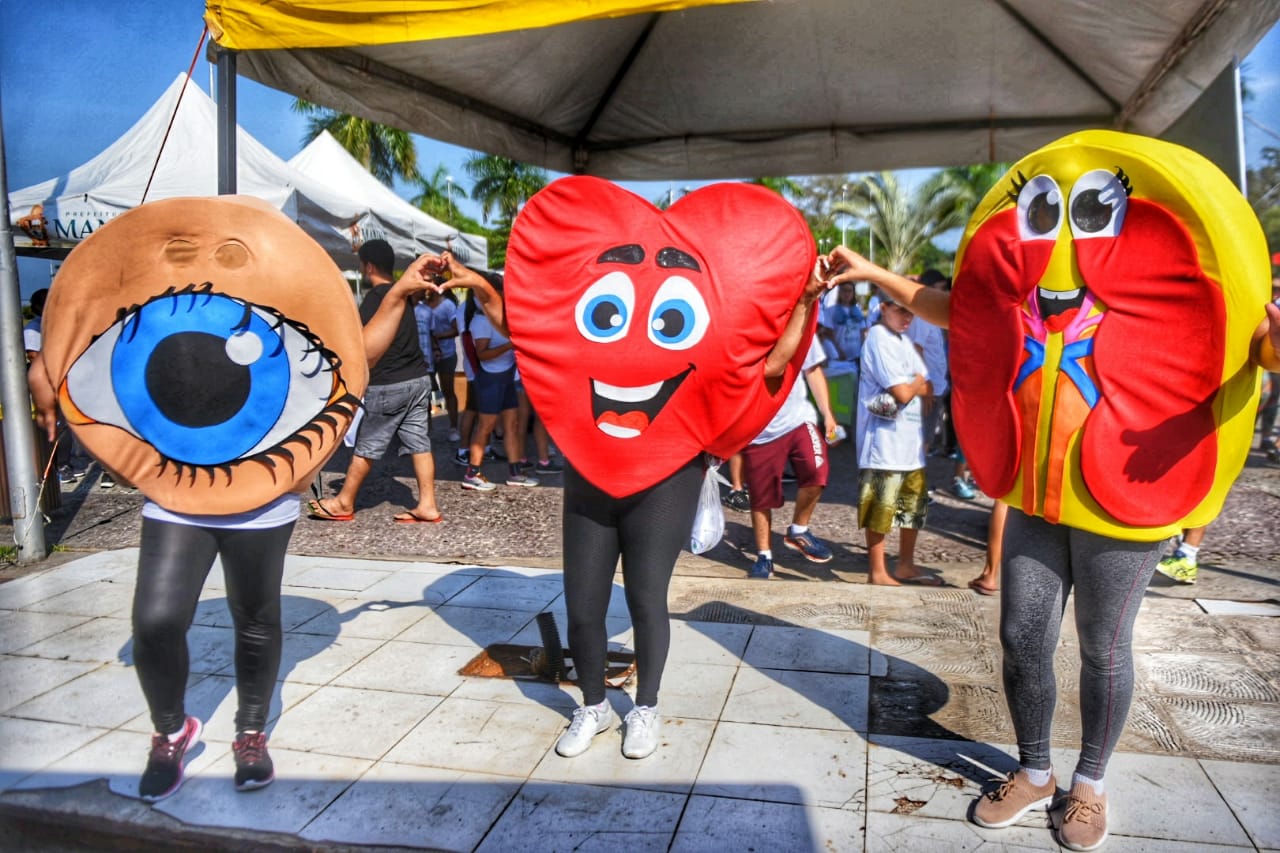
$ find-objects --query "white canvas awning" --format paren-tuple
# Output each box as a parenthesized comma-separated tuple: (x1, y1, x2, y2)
(206, 0, 1280, 180)
(287, 131, 486, 269)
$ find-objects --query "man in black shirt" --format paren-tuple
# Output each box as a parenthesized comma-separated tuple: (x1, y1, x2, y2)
(307, 240, 442, 523)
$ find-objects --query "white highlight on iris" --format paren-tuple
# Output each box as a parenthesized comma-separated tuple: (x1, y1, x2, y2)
(225, 330, 263, 365)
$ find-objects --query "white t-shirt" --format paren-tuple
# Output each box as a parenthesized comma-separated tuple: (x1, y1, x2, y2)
(468, 311, 515, 373)
(23, 317, 41, 352)
(906, 317, 948, 397)
(141, 493, 301, 529)
(857, 323, 928, 471)
(752, 339, 826, 445)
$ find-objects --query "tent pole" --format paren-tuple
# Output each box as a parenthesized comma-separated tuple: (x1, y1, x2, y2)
(216, 48, 238, 194)
(0, 83, 48, 562)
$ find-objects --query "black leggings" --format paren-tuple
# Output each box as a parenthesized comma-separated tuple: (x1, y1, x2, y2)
(133, 518, 293, 735)
(562, 458, 702, 707)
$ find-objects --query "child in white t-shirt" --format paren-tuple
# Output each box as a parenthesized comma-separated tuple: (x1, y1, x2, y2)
(856, 297, 939, 585)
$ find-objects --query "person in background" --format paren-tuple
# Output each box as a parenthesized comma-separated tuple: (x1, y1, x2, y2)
(425, 288, 463, 442)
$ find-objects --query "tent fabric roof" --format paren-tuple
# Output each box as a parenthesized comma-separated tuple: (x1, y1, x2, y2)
(7, 74, 481, 269)
(210, 0, 1280, 181)
(287, 131, 487, 268)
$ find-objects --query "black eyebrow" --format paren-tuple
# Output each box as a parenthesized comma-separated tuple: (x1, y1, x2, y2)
(597, 244, 644, 264)
(656, 247, 700, 272)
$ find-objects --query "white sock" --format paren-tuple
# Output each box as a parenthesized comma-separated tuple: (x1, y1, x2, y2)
(1176, 543, 1199, 566)
(1072, 772, 1104, 794)
(759, 549, 772, 560)
(1023, 766, 1053, 787)
(789, 524, 809, 536)
(166, 728, 187, 743)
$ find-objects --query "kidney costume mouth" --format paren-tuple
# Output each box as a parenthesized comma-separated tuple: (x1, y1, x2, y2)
(591, 366, 693, 438)
(1037, 286, 1087, 318)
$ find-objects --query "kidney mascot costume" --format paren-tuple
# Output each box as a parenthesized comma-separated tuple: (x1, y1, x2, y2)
(36, 195, 367, 798)
(503, 177, 817, 751)
(948, 130, 1268, 835)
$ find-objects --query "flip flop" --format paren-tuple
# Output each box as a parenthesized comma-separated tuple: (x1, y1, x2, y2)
(968, 579, 999, 596)
(306, 499, 354, 522)
(898, 575, 944, 587)
(393, 511, 444, 524)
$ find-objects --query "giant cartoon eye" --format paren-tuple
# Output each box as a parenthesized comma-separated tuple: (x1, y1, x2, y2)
(575, 271, 635, 343)
(1017, 174, 1063, 241)
(62, 287, 343, 466)
(1068, 169, 1128, 239)
(647, 276, 710, 351)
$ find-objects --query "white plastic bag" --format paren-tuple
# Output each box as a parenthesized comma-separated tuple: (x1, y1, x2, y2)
(689, 456, 731, 554)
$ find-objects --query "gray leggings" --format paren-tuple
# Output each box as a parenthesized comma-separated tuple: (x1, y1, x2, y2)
(1000, 509, 1160, 780)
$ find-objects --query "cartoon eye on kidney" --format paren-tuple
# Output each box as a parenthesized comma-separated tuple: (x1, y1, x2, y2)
(950, 130, 1268, 539)
(40, 196, 368, 515)
(505, 177, 816, 499)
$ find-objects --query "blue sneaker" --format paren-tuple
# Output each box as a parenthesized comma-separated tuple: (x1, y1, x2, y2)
(749, 553, 773, 579)
(783, 529, 833, 563)
(952, 477, 977, 500)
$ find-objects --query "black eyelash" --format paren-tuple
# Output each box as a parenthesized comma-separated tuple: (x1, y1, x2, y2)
(1114, 167, 1132, 196)
(1006, 170, 1028, 205)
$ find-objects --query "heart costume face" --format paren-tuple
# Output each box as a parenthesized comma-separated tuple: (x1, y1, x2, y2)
(505, 177, 816, 498)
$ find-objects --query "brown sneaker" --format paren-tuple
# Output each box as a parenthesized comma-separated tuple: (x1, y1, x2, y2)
(972, 768, 1057, 828)
(1059, 781, 1108, 850)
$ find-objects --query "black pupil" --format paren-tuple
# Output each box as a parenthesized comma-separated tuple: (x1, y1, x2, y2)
(657, 309, 685, 339)
(592, 301, 621, 331)
(146, 332, 251, 428)
(1071, 190, 1112, 233)
(1027, 192, 1060, 234)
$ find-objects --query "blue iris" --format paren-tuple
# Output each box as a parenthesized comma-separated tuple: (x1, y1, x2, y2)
(650, 298, 696, 345)
(110, 291, 290, 465)
(582, 293, 629, 340)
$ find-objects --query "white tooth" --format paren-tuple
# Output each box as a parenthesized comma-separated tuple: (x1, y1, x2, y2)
(593, 378, 661, 403)
(1039, 287, 1081, 301)
(597, 422, 642, 439)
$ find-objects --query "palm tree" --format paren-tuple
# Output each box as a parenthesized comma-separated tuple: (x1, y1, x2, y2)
(464, 154, 548, 225)
(408, 165, 486, 234)
(292, 99, 418, 187)
(749, 176, 806, 202)
(941, 163, 1012, 221)
(833, 172, 969, 273)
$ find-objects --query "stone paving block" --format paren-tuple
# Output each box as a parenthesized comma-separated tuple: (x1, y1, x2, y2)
(477, 781, 684, 852)
(0, 654, 99, 712)
(1199, 758, 1280, 849)
(449, 671, 582, 711)
(332, 640, 472, 696)
(866, 735, 1017, 823)
(695, 721, 866, 810)
(272, 631, 383, 686)
(352, 568, 480, 605)
(1102, 751, 1251, 847)
(0, 555, 129, 610)
(652, 661, 736, 720)
(285, 565, 392, 594)
(8, 662, 143, 729)
(742, 624, 872, 674)
(10, 614, 127, 661)
(866, 810, 1060, 852)
(446, 574, 564, 612)
(386, 696, 566, 777)
(396, 603, 537, 647)
(288, 595, 432, 641)
(666, 619, 753, 665)
(193, 591, 336, 634)
(154, 746, 372, 835)
(721, 666, 869, 732)
(0, 717, 110, 791)
(24, 578, 134, 618)
(671, 795, 861, 852)
(299, 762, 521, 850)
(271, 685, 439, 760)
(11, 729, 146, 794)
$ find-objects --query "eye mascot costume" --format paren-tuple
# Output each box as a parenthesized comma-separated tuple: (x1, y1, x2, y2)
(504, 177, 816, 750)
(38, 195, 366, 798)
(949, 130, 1268, 828)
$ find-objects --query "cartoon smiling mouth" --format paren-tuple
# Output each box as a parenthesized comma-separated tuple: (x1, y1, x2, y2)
(1037, 286, 1088, 318)
(591, 366, 693, 438)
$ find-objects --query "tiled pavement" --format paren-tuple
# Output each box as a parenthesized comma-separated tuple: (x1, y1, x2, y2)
(0, 549, 1277, 851)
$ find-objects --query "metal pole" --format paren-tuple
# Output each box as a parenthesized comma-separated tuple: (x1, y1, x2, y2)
(840, 183, 847, 246)
(0, 83, 47, 562)
(215, 48, 237, 195)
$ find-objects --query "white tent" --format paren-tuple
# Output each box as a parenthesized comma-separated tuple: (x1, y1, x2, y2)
(287, 131, 486, 268)
(7, 74, 451, 271)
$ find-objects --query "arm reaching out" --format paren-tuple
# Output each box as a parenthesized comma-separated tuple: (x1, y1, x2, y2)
(824, 246, 952, 329)
(1253, 302, 1280, 372)
(763, 266, 830, 392)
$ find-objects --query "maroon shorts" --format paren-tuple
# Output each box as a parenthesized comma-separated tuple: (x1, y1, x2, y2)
(740, 421, 828, 511)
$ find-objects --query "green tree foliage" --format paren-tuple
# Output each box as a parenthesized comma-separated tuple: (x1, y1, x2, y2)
(464, 155, 549, 267)
(292, 100, 418, 187)
(409, 165, 485, 235)
(1247, 146, 1280, 261)
(833, 172, 969, 273)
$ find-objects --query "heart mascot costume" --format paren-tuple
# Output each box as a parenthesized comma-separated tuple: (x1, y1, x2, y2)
(504, 177, 816, 752)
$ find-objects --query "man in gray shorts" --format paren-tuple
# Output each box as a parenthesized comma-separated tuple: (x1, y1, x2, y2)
(307, 240, 442, 523)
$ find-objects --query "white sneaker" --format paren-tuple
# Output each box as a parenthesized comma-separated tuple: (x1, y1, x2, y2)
(622, 705, 661, 759)
(556, 701, 613, 757)
(448, 429, 461, 443)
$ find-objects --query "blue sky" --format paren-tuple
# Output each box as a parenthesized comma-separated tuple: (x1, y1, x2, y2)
(3, 1, 1278, 293)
